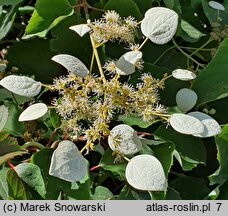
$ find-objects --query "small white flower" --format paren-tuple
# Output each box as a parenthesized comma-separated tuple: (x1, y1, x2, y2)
(103, 10, 120, 23)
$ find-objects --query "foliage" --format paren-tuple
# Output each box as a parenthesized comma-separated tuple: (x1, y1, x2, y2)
(0, 0, 228, 200)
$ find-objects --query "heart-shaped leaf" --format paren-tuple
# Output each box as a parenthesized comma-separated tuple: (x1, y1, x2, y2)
(125, 154, 167, 191)
(170, 113, 204, 135)
(69, 24, 91, 37)
(0, 75, 42, 97)
(208, 1, 225, 11)
(116, 51, 142, 75)
(15, 163, 46, 198)
(141, 7, 178, 45)
(49, 140, 87, 182)
(172, 69, 196, 81)
(108, 124, 142, 155)
(19, 103, 48, 122)
(176, 88, 198, 112)
(188, 111, 221, 137)
(0, 105, 8, 131)
(52, 54, 89, 78)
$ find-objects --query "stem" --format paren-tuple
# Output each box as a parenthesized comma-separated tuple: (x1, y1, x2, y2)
(187, 57, 190, 68)
(87, 5, 105, 12)
(95, 41, 105, 49)
(138, 37, 149, 51)
(80, 143, 90, 154)
(149, 191, 154, 200)
(190, 37, 213, 57)
(180, 46, 212, 51)
(51, 140, 60, 148)
(0, 40, 17, 45)
(90, 164, 101, 171)
(113, 72, 120, 81)
(8, 160, 15, 170)
(22, 142, 45, 150)
(89, 51, 95, 74)
(90, 34, 106, 83)
(153, 46, 175, 65)
(163, 74, 173, 81)
(63, 127, 68, 140)
(42, 84, 51, 89)
(82, 0, 90, 20)
(11, 93, 19, 106)
(47, 128, 57, 147)
(76, 0, 105, 14)
(137, 131, 153, 136)
(151, 112, 171, 118)
(60, 190, 65, 200)
(122, 155, 130, 162)
(172, 39, 206, 68)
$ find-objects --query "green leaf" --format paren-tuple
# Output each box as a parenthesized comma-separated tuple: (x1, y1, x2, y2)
(26, 0, 73, 34)
(104, 0, 143, 20)
(151, 142, 174, 178)
(0, 6, 14, 40)
(49, 109, 61, 128)
(68, 0, 78, 6)
(99, 149, 127, 179)
(0, 132, 9, 142)
(0, 1, 23, 40)
(6, 39, 66, 83)
(0, 89, 31, 105)
(205, 97, 228, 125)
(217, 179, 228, 199)
(0, 137, 27, 165)
(118, 113, 159, 128)
(210, 124, 228, 185)
(25, 10, 50, 35)
(163, 0, 174, 8)
(154, 125, 206, 171)
(7, 169, 28, 199)
(0, 0, 23, 5)
(15, 163, 46, 198)
(192, 38, 228, 105)
(181, 19, 206, 40)
(2, 102, 24, 137)
(91, 186, 113, 200)
(166, 187, 182, 199)
(117, 184, 150, 200)
(177, 1, 208, 42)
(0, 166, 10, 199)
(170, 176, 210, 199)
(163, 0, 182, 14)
(133, 0, 154, 14)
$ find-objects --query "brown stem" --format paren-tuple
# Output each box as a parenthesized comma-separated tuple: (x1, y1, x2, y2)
(137, 131, 153, 136)
(8, 160, 15, 170)
(47, 128, 57, 147)
(63, 127, 68, 140)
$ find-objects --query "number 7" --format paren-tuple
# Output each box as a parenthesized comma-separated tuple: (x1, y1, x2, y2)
(216, 203, 222, 211)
